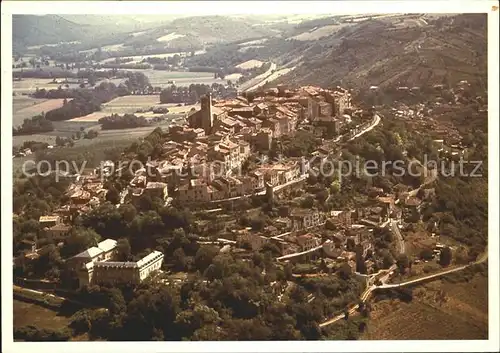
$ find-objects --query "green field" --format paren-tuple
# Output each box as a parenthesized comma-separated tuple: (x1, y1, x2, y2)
(69, 95, 197, 122)
(121, 69, 225, 88)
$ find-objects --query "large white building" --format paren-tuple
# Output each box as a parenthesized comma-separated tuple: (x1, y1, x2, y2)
(69, 239, 164, 287)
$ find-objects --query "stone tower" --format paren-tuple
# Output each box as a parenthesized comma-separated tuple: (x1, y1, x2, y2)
(200, 92, 213, 134)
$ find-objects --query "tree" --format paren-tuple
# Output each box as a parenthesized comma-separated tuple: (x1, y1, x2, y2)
(396, 254, 410, 274)
(194, 246, 219, 272)
(107, 288, 126, 315)
(316, 189, 329, 204)
(85, 129, 99, 139)
(119, 203, 137, 223)
(338, 262, 352, 280)
(439, 246, 452, 266)
(173, 248, 187, 271)
(106, 185, 120, 204)
(284, 262, 293, 280)
(382, 250, 394, 269)
(300, 196, 314, 208)
(62, 227, 101, 258)
(344, 308, 350, 320)
(330, 180, 341, 194)
(420, 247, 434, 261)
(116, 238, 132, 261)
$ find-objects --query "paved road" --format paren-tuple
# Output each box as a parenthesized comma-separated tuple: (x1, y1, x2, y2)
(241, 62, 277, 92)
(379, 249, 489, 289)
(390, 219, 406, 254)
(319, 252, 487, 327)
(348, 114, 381, 141)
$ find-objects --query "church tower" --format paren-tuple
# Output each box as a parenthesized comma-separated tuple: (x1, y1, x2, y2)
(201, 92, 213, 134)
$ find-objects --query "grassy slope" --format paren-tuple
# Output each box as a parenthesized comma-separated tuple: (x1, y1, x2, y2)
(275, 14, 487, 91)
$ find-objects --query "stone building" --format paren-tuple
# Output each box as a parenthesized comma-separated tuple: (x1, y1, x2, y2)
(70, 239, 164, 288)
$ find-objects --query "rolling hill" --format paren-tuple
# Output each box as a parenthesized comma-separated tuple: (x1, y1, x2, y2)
(274, 14, 487, 91)
(13, 15, 90, 47)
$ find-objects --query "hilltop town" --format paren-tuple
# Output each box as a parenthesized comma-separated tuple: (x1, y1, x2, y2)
(10, 12, 489, 344)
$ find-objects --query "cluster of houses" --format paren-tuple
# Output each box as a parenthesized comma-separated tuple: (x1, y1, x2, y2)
(101, 85, 355, 205)
(220, 206, 378, 273)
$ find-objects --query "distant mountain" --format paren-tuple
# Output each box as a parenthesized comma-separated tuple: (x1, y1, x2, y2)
(61, 15, 183, 31)
(13, 15, 90, 47)
(13, 15, 166, 50)
(164, 15, 278, 44)
(274, 14, 487, 91)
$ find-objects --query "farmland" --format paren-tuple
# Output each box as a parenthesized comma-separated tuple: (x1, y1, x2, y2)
(13, 95, 47, 112)
(13, 79, 65, 94)
(238, 38, 269, 47)
(288, 23, 354, 41)
(68, 95, 198, 122)
(362, 267, 488, 340)
(236, 59, 264, 70)
(13, 77, 90, 94)
(128, 69, 224, 87)
(13, 97, 71, 127)
(157, 32, 186, 42)
(100, 50, 206, 64)
(12, 134, 57, 148)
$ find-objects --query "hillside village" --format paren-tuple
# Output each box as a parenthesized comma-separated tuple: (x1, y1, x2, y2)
(9, 11, 489, 344)
(14, 81, 479, 290)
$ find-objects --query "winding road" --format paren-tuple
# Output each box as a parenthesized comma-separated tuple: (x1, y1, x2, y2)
(319, 251, 488, 328)
(240, 62, 277, 92)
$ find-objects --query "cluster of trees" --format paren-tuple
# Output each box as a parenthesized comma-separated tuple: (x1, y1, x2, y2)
(98, 114, 149, 130)
(159, 83, 231, 104)
(44, 84, 118, 122)
(422, 177, 487, 257)
(124, 127, 167, 162)
(40, 73, 150, 123)
(99, 63, 151, 70)
(271, 130, 321, 158)
(13, 140, 50, 155)
(160, 84, 208, 104)
(144, 54, 182, 70)
(56, 248, 365, 341)
(13, 114, 54, 135)
(15, 325, 72, 342)
(32, 88, 74, 99)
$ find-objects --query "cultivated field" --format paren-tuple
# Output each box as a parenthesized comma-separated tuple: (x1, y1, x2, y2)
(13, 98, 71, 127)
(238, 45, 265, 53)
(224, 73, 243, 81)
(289, 23, 354, 41)
(238, 38, 269, 46)
(12, 134, 57, 147)
(157, 32, 186, 42)
(101, 43, 128, 51)
(68, 95, 198, 122)
(236, 59, 264, 70)
(13, 79, 61, 94)
(362, 271, 488, 340)
(122, 69, 224, 87)
(100, 50, 206, 64)
(13, 95, 48, 112)
(102, 95, 163, 109)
